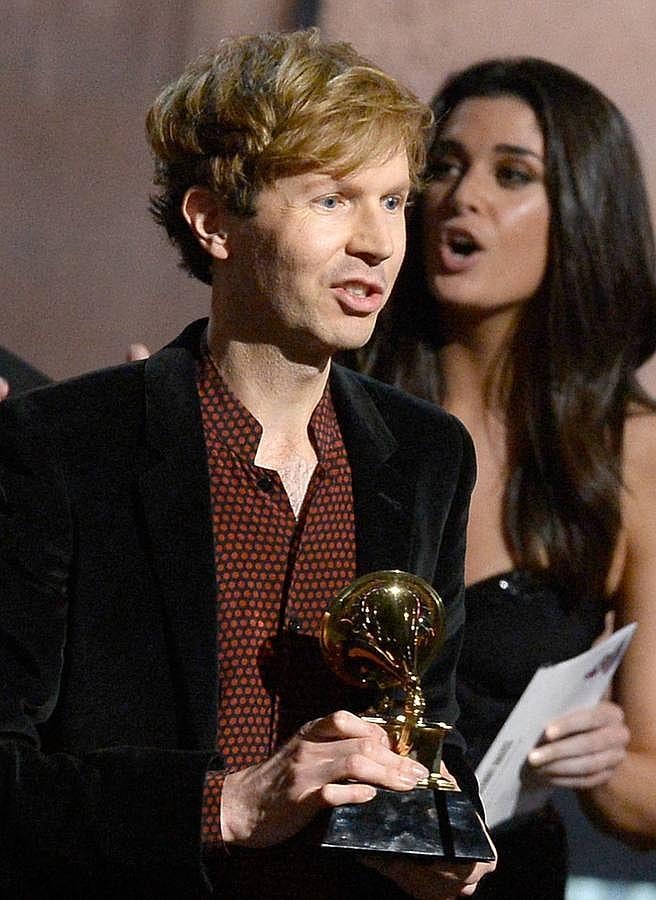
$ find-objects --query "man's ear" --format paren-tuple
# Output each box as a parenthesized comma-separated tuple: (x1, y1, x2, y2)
(182, 187, 229, 260)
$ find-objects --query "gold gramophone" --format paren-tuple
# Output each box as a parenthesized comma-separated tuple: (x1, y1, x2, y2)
(321, 569, 454, 789)
(320, 570, 494, 860)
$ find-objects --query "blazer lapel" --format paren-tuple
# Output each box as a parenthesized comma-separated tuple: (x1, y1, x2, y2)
(138, 344, 217, 750)
(330, 364, 416, 577)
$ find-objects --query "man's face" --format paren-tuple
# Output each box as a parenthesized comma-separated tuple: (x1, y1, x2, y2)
(221, 150, 410, 362)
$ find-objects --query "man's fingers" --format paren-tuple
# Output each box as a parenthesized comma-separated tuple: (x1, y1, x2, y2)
(320, 781, 377, 807)
(304, 735, 429, 795)
(363, 855, 495, 900)
(299, 709, 388, 741)
(126, 342, 150, 362)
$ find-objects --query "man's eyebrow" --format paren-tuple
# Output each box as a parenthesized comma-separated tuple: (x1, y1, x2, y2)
(307, 174, 411, 195)
(296, 173, 345, 194)
(307, 172, 341, 184)
(384, 181, 412, 195)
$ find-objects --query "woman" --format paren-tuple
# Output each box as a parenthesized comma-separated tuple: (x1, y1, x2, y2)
(348, 58, 656, 897)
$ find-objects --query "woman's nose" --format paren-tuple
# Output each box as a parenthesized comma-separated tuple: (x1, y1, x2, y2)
(450, 167, 486, 213)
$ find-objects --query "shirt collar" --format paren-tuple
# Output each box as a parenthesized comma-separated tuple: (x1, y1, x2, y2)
(197, 347, 342, 466)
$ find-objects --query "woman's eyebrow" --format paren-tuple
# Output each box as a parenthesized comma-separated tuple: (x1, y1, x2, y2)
(494, 143, 543, 162)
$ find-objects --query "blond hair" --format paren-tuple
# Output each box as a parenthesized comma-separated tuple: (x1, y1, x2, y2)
(146, 29, 431, 284)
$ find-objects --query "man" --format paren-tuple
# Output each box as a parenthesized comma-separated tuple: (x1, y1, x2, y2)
(0, 30, 493, 898)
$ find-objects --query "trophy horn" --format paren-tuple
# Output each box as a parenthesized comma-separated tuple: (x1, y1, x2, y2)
(320, 569, 446, 694)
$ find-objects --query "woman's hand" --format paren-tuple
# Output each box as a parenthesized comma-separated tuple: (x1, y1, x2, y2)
(527, 699, 629, 788)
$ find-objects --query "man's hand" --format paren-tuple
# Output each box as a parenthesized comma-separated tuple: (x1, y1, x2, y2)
(0, 377, 9, 402)
(364, 856, 496, 899)
(221, 710, 429, 848)
(362, 763, 497, 898)
(527, 699, 629, 788)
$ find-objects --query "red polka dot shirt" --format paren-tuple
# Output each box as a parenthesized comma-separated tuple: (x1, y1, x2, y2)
(196, 349, 357, 848)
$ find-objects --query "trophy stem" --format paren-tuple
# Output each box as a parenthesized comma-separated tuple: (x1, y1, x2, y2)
(371, 681, 455, 789)
(396, 676, 424, 757)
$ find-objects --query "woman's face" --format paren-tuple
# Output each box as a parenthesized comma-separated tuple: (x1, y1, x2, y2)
(422, 95, 550, 315)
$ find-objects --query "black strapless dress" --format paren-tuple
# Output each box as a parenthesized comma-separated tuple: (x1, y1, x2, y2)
(457, 570, 608, 899)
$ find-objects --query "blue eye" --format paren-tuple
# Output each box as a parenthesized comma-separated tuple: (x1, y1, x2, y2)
(317, 196, 340, 209)
(382, 195, 403, 211)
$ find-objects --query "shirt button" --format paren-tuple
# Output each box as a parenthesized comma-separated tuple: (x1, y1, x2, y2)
(257, 475, 274, 492)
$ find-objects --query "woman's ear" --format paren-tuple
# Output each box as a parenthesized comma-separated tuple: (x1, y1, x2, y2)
(182, 187, 229, 260)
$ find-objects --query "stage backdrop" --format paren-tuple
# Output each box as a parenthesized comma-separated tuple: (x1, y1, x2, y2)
(4, 0, 656, 379)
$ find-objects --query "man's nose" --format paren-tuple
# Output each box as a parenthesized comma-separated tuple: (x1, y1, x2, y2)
(346, 205, 395, 266)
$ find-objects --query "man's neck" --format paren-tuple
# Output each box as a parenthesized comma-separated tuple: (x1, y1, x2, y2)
(206, 331, 331, 516)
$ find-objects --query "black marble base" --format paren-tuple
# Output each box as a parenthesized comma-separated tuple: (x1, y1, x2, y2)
(321, 788, 495, 861)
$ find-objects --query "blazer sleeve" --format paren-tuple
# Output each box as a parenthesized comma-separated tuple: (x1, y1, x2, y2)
(0, 400, 218, 897)
(420, 416, 481, 809)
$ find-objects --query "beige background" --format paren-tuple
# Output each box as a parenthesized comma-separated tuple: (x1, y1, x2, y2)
(4, 0, 656, 379)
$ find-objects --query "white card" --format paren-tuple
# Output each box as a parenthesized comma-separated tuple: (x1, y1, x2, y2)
(475, 623, 636, 829)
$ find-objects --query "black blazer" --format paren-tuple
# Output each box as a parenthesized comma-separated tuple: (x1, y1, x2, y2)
(0, 320, 476, 898)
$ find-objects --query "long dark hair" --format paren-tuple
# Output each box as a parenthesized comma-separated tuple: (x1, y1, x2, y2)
(351, 57, 656, 604)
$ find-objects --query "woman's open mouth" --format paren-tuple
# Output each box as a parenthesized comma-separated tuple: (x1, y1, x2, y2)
(438, 228, 483, 273)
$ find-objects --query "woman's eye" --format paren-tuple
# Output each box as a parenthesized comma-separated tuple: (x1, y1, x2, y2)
(497, 165, 535, 187)
(428, 159, 461, 182)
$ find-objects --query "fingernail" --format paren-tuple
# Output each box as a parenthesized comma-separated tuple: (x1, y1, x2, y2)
(399, 774, 419, 786)
(528, 750, 543, 765)
(399, 764, 428, 785)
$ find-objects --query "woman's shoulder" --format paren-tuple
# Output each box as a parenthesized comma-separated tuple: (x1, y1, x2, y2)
(615, 407, 656, 593)
(603, 407, 656, 596)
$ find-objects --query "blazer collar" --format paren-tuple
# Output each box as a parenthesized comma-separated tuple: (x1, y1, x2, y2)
(330, 363, 416, 577)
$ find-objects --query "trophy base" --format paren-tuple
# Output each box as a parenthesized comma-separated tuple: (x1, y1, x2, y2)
(321, 787, 495, 861)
